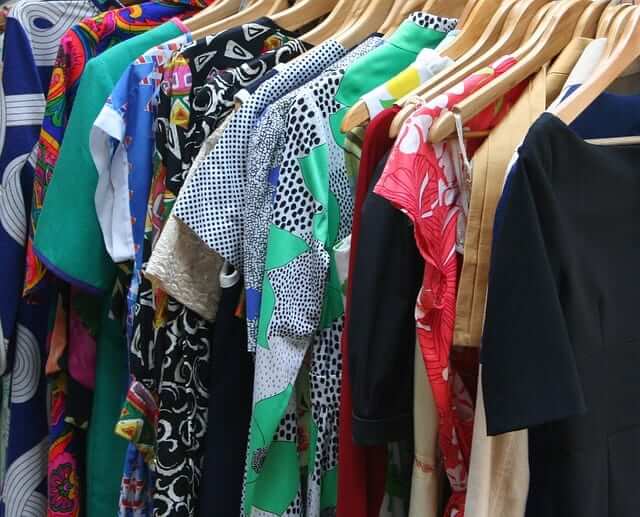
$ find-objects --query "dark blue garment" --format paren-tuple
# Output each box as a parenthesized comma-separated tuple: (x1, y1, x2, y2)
(494, 90, 640, 244)
(198, 279, 254, 517)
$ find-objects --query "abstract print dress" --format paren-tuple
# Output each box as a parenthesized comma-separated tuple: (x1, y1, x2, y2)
(0, 3, 97, 517)
(242, 38, 383, 517)
(127, 22, 308, 517)
(373, 56, 526, 517)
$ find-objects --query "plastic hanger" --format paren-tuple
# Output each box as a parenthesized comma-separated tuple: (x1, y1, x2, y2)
(340, 0, 504, 133)
(428, 0, 590, 143)
(552, 5, 640, 131)
(573, 0, 610, 37)
(389, 0, 551, 137)
(183, 0, 243, 33)
(190, 0, 288, 39)
(270, 0, 338, 31)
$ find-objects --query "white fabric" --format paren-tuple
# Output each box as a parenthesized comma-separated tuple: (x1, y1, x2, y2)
(547, 38, 606, 110)
(90, 108, 132, 263)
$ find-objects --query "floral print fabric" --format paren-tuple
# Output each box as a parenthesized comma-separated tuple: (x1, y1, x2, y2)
(373, 55, 526, 517)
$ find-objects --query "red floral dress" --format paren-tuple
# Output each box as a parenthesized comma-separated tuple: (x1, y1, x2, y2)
(374, 55, 526, 517)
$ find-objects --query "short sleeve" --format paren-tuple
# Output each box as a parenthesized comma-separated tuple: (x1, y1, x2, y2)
(482, 147, 586, 436)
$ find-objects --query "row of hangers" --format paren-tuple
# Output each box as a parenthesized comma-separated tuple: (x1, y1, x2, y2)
(340, 0, 640, 146)
(183, 0, 469, 51)
(172, 0, 640, 146)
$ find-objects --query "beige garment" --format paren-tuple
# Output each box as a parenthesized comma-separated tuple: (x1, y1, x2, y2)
(454, 36, 592, 348)
(144, 118, 231, 321)
(409, 339, 442, 517)
(462, 38, 591, 517)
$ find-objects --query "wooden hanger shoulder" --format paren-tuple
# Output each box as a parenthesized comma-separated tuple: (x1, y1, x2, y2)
(335, 0, 396, 49)
(423, 0, 469, 19)
(389, 0, 549, 137)
(429, 0, 590, 143)
(596, 3, 628, 37)
(271, 0, 338, 31)
(604, 3, 635, 55)
(573, 0, 610, 37)
(183, 0, 242, 32)
(301, 0, 357, 45)
(553, 6, 640, 125)
(523, 1, 555, 40)
(190, 0, 279, 39)
(436, 0, 502, 59)
(379, 0, 424, 35)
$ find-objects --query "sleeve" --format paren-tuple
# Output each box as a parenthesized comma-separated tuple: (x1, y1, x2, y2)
(482, 147, 586, 436)
(349, 155, 423, 445)
(90, 68, 134, 263)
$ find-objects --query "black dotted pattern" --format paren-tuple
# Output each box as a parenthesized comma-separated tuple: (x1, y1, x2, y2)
(409, 10, 458, 32)
(173, 40, 347, 270)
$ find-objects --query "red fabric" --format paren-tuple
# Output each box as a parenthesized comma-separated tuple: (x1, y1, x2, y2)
(374, 57, 526, 517)
(337, 107, 400, 517)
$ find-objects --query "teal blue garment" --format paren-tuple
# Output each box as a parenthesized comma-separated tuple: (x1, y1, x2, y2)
(34, 19, 186, 293)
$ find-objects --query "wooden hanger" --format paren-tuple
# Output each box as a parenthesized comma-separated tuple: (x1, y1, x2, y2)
(332, 0, 397, 49)
(429, 0, 590, 143)
(523, 1, 556, 40)
(552, 6, 640, 128)
(388, 0, 551, 137)
(573, 0, 610, 37)
(457, 0, 482, 28)
(181, 0, 242, 31)
(603, 2, 635, 55)
(422, 0, 469, 18)
(190, 0, 288, 39)
(340, 0, 503, 133)
(596, 2, 627, 37)
(300, 0, 360, 45)
(379, 0, 424, 35)
(270, 0, 338, 31)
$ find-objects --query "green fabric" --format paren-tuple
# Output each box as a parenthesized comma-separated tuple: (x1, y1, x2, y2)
(33, 20, 183, 292)
(329, 20, 448, 150)
(86, 300, 128, 517)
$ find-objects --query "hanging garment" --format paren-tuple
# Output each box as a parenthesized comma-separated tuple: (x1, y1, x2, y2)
(0, 2, 98, 516)
(374, 55, 527, 517)
(197, 272, 254, 517)
(144, 117, 232, 321)
(143, 36, 312, 320)
(462, 37, 600, 517)
(26, 4, 198, 296)
(128, 20, 309, 517)
(482, 111, 640, 517)
(240, 36, 385, 517)
(169, 38, 349, 343)
(173, 14, 455, 354)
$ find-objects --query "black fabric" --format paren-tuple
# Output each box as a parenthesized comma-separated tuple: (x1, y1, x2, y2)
(198, 280, 253, 517)
(349, 152, 423, 446)
(483, 112, 640, 516)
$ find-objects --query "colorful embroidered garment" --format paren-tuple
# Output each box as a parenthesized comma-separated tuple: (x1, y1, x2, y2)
(373, 55, 526, 517)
